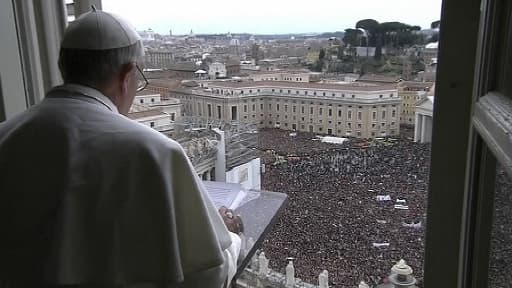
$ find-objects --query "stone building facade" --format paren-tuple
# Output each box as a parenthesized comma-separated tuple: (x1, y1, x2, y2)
(397, 81, 433, 125)
(169, 81, 401, 139)
(145, 51, 174, 69)
(414, 96, 434, 143)
(250, 71, 321, 83)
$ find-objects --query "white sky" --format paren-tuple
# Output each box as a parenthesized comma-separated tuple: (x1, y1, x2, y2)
(102, 0, 443, 35)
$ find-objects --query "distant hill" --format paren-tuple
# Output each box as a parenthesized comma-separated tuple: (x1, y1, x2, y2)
(316, 31, 345, 39)
(194, 31, 345, 40)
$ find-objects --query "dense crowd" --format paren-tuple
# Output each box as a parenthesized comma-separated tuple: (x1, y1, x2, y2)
(256, 128, 430, 287)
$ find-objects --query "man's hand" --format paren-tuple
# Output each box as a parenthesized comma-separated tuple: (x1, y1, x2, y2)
(219, 206, 243, 234)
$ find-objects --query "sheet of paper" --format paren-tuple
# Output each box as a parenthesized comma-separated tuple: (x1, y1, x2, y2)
(203, 181, 246, 210)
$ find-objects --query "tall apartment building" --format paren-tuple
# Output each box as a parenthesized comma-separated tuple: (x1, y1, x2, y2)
(167, 81, 401, 138)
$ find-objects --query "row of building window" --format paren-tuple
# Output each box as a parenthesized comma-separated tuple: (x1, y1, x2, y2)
(181, 94, 398, 108)
(242, 104, 396, 119)
(195, 103, 397, 120)
(218, 88, 395, 99)
(139, 98, 156, 104)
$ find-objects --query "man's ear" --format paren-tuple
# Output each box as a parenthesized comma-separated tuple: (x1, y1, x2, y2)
(118, 62, 136, 92)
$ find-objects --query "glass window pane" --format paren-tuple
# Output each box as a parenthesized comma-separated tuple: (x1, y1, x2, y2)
(488, 165, 512, 287)
(99, 1, 442, 287)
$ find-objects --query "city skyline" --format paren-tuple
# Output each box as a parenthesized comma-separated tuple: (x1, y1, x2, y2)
(102, 0, 443, 35)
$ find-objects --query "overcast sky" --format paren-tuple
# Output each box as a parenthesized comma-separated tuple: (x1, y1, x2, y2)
(102, 0, 443, 35)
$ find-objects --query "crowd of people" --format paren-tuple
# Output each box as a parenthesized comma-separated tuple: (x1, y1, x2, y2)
(256, 128, 430, 287)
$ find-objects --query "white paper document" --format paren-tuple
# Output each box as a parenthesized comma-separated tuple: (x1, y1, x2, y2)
(203, 181, 247, 210)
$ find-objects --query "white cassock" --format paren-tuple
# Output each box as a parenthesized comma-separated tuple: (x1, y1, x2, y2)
(0, 84, 240, 287)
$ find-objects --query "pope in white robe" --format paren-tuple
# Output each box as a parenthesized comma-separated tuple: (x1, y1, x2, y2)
(0, 83, 241, 287)
(0, 8, 240, 288)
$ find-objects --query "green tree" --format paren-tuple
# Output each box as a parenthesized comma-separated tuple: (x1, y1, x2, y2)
(343, 28, 363, 47)
(319, 48, 326, 60)
(356, 19, 382, 59)
(354, 19, 426, 59)
(356, 19, 379, 46)
(379, 22, 423, 49)
(337, 46, 344, 60)
(429, 20, 441, 43)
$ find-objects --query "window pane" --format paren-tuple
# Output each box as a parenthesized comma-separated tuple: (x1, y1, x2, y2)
(495, 1, 512, 97)
(100, 1, 442, 287)
(488, 165, 512, 287)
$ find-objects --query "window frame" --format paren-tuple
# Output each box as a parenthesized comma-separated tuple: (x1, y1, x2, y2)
(459, 0, 512, 287)
(425, 0, 512, 287)
(3, 1, 511, 287)
(423, 0, 482, 286)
